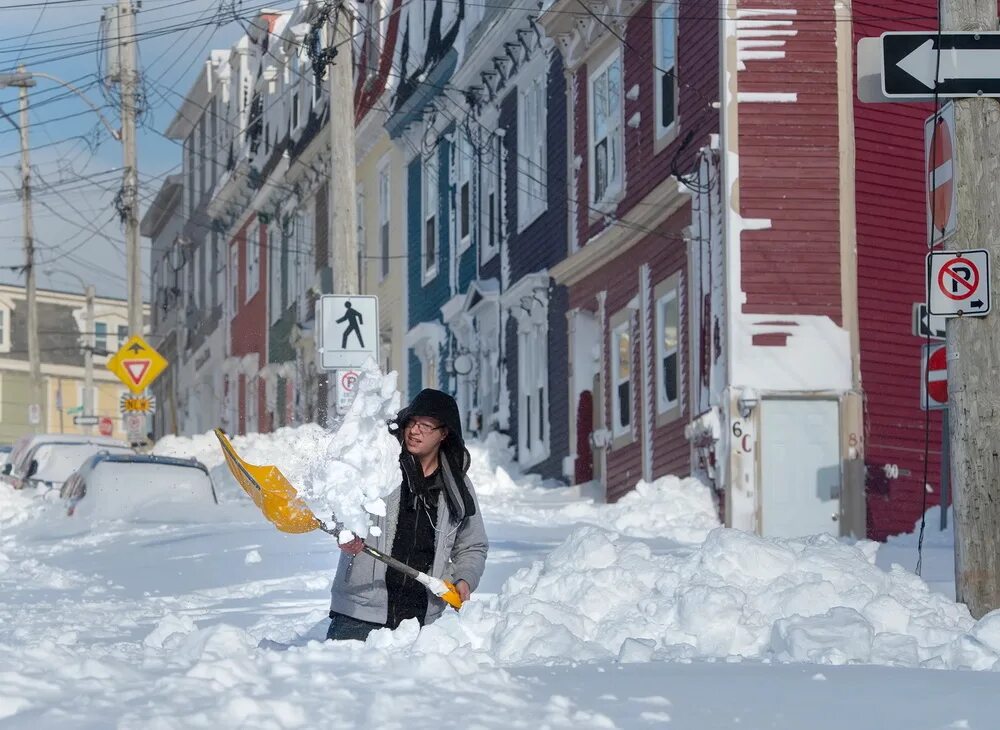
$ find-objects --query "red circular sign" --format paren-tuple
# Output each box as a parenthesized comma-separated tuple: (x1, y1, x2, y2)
(98, 416, 114, 437)
(937, 257, 979, 301)
(341, 371, 358, 390)
(927, 346, 948, 405)
(929, 117, 953, 235)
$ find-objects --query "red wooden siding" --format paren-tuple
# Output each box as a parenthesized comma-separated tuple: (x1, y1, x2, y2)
(737, 0, 841, 320)
(852, 1, 943, 540)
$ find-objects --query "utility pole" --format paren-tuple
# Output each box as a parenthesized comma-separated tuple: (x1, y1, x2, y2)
(115, 0, 143, 337)
(17, 65, 43, 433)
(328, 0, 358, 297)
(945, 0, 1000, 619)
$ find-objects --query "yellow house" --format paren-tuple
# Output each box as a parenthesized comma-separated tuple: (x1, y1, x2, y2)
(357, 120, 407, 383)
(0, 283, 151, 444)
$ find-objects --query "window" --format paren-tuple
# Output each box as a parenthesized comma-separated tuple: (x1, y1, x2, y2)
(269, 223, 282, 324)
(423, 350, 438, 389)
(291, 53, 302, 130)
(294, 208, 313, 309)
(0, 306, 9, 352)
(422, 151, 438, 281)
(198, 240, 207, 311)
(479, 137, 503, 263)
(198, 115, 206, 203)
(518, 322, 549, 466)
(229, 243, 239, 317)
(312, 57, 324, 105)
(611, 317, 632, 438)
(186, 137, 196, 215)
(378, 162, 391, 280)
(655, 280, 680, 418)
(210, 96, 219, 189)
(246, 376, 259, 434)
(455, 134, 472, 250)
(589, 53, 624, 205)
(94, 322, 108, 353)
(246, 224, 260, 301)
(518, 73, 547, 228)
(212, 230, 221, 309)
(117, 324, 128, 347)
(654, 1, 678, 137)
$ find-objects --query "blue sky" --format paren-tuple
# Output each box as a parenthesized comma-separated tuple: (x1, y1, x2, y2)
(0, 0, 291, 300)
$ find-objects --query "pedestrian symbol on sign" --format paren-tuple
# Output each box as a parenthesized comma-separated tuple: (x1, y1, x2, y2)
(337, 301, 365, 349)
(317, 295, 380, 371)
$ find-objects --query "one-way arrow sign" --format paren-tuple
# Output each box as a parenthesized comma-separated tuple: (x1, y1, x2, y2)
(882, 32, 1000, 98)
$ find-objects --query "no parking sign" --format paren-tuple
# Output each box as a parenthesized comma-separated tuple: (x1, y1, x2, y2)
(926, 249, 991, 317)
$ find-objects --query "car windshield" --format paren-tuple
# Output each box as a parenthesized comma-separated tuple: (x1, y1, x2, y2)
(31, 444, 134, 485)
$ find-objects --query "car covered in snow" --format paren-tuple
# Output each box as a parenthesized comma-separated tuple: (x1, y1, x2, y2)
(0, 444, 11, 468)
(61, 452, 219, 519)
(1, 434, 134, 491)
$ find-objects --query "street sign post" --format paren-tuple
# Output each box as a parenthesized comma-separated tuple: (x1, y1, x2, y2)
(912, 302, 948, 339)
(72, 415, 99, 426)
(926, 103, 958, 246)
(926, 249, 991, 317)
(921, 343, 949, 411)
(316, 295, 379, 371)
(882, 32, 1000, 98)
(107, 335, 169, 394)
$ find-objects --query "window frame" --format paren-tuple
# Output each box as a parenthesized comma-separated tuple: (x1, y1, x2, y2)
(588, 50, 625, 209)
(269, 222, 283, 324)
(0, 303, 10, 353)
(517, 71, 548, 231)
(229, 242, 240, 318)
(653, 0, 679, 147)
(377, 158, 391, 280)
(609, 310, 634, 444)
(456, 133, 473, 252)
(94, 321, 108, 354)
(422, 150, 439, 284)
(517, 320, 550, 467)
(479, 135, 502, 265)
(245, 223, 260, 302)
(654, 274, 682, 425)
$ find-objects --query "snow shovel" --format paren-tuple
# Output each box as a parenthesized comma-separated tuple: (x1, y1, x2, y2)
(213, 428, 464, 610)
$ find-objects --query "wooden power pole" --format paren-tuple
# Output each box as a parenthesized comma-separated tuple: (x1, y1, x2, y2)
(328, 0, 358, 297)
(945, 0, 1000, 619)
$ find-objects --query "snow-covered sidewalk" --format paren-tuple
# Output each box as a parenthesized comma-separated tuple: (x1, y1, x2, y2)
(0, 423, 998, 729)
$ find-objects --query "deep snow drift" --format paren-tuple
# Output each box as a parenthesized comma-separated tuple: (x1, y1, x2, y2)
(2, 401, 999, 728)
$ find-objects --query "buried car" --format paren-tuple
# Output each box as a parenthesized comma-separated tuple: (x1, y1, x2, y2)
(2, 434, 134, 491)
(62, 452, 218, 519)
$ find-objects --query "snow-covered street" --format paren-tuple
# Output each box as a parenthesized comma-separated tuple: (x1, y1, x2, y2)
(1, 424, 998, 729)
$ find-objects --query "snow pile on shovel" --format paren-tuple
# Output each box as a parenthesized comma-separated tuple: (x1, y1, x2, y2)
(154, 360, 402, 536)
(398, 526, 1000, 671)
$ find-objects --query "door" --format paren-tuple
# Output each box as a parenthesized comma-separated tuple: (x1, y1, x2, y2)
(760, 399, 841, 538)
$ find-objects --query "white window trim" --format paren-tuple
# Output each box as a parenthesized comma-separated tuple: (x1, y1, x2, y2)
(653, 0, 679, 151)
(377, 157, 391, 281)
(517, 70, 548, 232)
(422, 151, 439, 284)
(0, 300, 11, 353)
(229, 243, 239, 319)
(610, 312, 634, 444)
(587, 49, 625, 212)
(269, 222, 282, 325)
(246, 223, 260, 302)
(654, 274, 681, 424)
(456, 134, 473, 253)
(478, 132, 503, 265)
(517, 320, 550, 468)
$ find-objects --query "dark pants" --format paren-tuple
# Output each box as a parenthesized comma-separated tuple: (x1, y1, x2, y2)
(326, 612, 384, 642)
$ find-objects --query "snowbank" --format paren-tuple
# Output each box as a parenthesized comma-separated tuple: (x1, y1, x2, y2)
(401, 526, 1000, 671)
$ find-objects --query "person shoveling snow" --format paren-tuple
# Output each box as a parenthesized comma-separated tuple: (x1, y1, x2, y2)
(328, 388, 488, 641)
(215, 373, 488, 643)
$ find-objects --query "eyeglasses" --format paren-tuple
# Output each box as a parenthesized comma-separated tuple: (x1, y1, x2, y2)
(407, 420, 443, 435)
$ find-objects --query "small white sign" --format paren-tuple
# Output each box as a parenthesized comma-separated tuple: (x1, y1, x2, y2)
(926, 249, 991, 317)
(124, 412, 146, 442)
(316, 295, 379, 371)
(336, 369, 360, 413)
(28, 403, 40, 426)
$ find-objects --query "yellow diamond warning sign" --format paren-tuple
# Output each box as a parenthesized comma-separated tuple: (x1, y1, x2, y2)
(107, 334, 169, 393)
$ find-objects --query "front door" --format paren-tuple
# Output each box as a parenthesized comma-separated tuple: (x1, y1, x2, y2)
(760, 399, 841, 538)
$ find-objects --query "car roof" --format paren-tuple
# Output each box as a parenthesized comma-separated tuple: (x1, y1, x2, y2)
(82, 452, 210, 474)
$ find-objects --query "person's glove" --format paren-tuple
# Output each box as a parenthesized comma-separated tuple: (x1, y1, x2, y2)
(339, 536, 365, 556)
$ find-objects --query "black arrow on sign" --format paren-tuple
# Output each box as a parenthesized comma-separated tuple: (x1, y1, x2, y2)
(127, 342, 145, 353)
(971, 299, 984, 308)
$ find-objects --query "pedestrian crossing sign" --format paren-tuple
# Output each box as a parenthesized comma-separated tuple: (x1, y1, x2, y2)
(316, 295, 379, 371)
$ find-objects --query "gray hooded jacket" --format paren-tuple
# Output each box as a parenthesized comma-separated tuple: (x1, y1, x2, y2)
(328, 453, 488, 626)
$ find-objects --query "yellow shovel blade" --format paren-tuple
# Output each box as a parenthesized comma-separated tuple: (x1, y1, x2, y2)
(214, 428, 321, 534)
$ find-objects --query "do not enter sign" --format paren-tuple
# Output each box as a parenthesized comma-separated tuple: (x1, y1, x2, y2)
(926, 102, 957, 246)
(921, 343, 948, 411)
